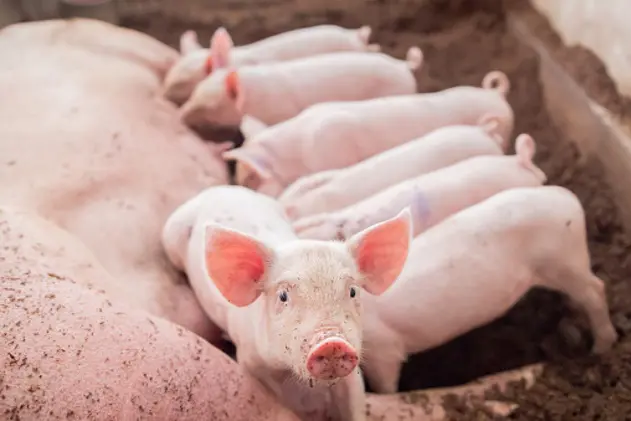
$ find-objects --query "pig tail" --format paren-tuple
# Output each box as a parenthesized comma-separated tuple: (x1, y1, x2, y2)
(482, 71, 510, 97)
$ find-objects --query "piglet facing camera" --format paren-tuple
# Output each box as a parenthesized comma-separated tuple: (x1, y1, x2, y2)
(165, 185, 413, 420)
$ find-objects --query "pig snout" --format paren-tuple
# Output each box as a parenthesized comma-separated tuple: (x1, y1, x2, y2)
(306, 337, 358, 380)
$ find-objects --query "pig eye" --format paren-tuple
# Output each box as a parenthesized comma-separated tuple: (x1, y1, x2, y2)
(349, 287, 357, 298)
(278, 290, 288, 303)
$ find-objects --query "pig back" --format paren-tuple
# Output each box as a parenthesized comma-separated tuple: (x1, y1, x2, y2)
(246, 52, 415, 119)
(233, 25, 363, 64)
(0, 20, 229, 338)
(327, 125, 505, 213)
(347, 87, 513, 160)
(372, 186, 583, 351)
(384, 185, 583, 301)
(192, 186, 297, 247)
(1, 18, 177, 78)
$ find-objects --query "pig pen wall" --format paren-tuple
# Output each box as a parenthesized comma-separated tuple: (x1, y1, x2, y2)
(123, 0, 631, 419)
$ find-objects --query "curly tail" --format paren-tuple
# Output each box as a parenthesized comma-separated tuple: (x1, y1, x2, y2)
(357, 25, 381, 52)
(357, 25, 372, 45)
(477, 113, 506, 150)
(406, 46, 423, 71)
(515, 133, 547, 183)
(482, 71, 510, 96)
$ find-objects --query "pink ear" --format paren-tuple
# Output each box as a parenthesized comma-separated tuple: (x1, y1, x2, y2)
(210, 27, 234, 69)
(225, 70, 245, 112)
(240, 114, 268, 139)
(223, 148, 272, 186)
(205, 224, 273, 307)
(180, 30, 202, 55)
(347, 208, 412, 295)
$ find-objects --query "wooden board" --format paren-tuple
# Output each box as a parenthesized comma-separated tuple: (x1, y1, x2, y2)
(507, 9, 631, 232)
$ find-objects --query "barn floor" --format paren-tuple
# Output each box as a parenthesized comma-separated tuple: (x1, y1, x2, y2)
(123, 0, 631, 419)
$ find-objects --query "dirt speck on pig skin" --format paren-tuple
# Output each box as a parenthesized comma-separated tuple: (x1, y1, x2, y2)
(122, 0, 631, 419)
(0, 207, 297, 421)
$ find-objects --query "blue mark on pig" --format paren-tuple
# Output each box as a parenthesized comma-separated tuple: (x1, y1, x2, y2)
(410, 186, 431, 223)
(249, 154, 270, 170)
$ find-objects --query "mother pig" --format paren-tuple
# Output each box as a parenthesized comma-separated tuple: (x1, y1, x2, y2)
(0, 18, 296, 421)
(0, 18, 229, 343)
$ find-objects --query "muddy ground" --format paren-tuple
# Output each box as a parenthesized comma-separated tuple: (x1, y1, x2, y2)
(123, 0, 631, 419)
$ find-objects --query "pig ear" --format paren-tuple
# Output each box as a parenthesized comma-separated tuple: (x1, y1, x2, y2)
(204, 223, 274, 307)
(210, 27, 234, 69)
(223, 148, 272, 189)
(346, 208, 413, 296)
(180, 30, 203, 55)
(240, 114, 268, 139)
(225, 70, 245, 112)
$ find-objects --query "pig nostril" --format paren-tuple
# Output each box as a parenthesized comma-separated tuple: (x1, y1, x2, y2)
(316, 356, 326, 362)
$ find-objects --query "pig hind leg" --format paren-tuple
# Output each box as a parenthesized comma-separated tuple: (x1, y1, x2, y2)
(540, 266, 618, 354)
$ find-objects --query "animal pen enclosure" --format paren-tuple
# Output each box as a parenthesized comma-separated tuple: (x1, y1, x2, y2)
(4, 0, 631, 419)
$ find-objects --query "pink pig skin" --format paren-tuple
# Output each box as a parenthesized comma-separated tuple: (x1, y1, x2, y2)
(225, 71, 513, 197)
(293, 134, 547, 241)
(280, 123, 505, 219)
(240, 114, 269, 140)
(180, 48, 423, 128)
(162, 185, 413, 421)
(359, 185, 618, 395)
(163, 25, 381, 104)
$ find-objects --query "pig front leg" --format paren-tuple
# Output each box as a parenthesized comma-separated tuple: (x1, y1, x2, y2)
(360, 331, 406, 394)
(361, 353, 402, 394)
(360, 317, 408, 394)
(330, 368, 367, 421)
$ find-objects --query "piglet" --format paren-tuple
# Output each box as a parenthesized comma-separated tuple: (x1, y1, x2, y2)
(163, 25, 381, 104)
(240, 114, 269, 140)
(280, 121, 505, 219)
(359, 185, 618, 394)
(179, 48, 423, 128)
(161, 185, 413, 421)
(293, 133, 547, 240)
(224, 71, 513, 197)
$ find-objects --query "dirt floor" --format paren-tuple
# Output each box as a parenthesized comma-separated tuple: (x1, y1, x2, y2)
(123, 0, 631, 419)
